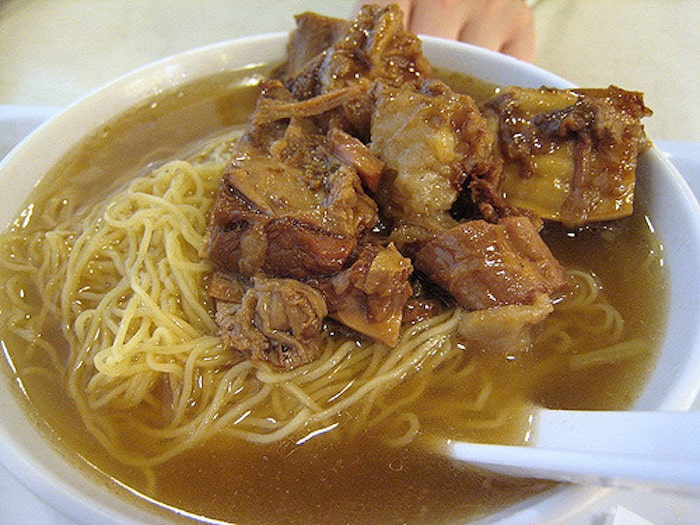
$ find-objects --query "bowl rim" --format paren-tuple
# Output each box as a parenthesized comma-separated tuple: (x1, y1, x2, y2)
(0, 31, 698, 525)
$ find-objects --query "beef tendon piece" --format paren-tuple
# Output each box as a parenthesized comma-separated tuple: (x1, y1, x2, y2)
(319, 243, 413, 347)
(215, 275, 328, 371)
(415, 217, 571, 311)
(371, 80, 502, 253)
(482, 85, 651, 228)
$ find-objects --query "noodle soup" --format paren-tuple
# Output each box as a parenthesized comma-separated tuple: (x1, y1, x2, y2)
(0, 36, 675, 525)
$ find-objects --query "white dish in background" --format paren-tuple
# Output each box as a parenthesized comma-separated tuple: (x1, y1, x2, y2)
(0, 34, 699, 525)
(0, 104, 60, 160)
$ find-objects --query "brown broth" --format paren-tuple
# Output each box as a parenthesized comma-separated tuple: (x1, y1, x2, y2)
(0, 65, 667, 524)
(155, 435, 554, 525)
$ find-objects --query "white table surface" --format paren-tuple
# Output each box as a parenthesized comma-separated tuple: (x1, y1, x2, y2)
(1, 1, 698, 524)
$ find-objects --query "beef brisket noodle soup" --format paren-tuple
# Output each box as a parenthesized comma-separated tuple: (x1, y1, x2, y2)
(0, 6, 666, 525)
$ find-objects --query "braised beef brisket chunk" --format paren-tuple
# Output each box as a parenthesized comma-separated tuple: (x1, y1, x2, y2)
(415, 217, 571, 311)
(201, 5, 649, 370)
(204, 81, 378, 280)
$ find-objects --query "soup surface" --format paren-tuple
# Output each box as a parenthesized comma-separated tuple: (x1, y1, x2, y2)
(0, 63, 667, 524)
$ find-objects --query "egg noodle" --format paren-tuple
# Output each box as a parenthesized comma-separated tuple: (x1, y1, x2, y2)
(0, 139, 647, 489)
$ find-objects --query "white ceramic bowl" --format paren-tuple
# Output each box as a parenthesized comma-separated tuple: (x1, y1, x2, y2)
(1, 33, 699, 525)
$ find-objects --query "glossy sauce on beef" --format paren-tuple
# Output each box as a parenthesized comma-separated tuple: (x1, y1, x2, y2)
(0, 65, 667, 524)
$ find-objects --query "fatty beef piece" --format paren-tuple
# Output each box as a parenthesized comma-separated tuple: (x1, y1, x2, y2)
(458, 294, 554, 355)
(370, 79, 504, 254)
(482, 85, 652, 228)
(282, 3, 430, 96)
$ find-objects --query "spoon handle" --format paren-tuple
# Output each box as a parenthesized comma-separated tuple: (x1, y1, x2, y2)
(536, 409, 700, 461)
(435, 410, 700, 494)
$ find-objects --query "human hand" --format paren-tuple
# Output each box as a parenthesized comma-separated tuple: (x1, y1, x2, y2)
(356, 0, 536, 62)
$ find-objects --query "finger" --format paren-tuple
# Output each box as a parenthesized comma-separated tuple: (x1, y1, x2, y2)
(500, 23, 536, 62)
(457, 0, 535, 61)
(499, 0, 536, 61)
